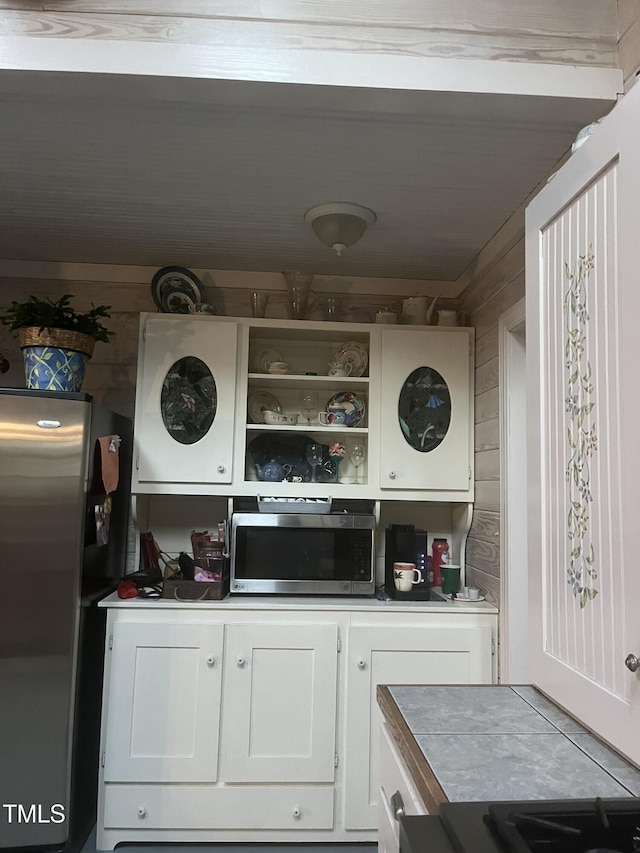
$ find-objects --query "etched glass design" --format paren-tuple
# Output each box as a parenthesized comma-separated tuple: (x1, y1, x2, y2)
(398, 367, 451, 452)
(160, 357, 216, 445)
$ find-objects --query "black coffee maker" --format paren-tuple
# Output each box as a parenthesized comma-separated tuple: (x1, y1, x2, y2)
(384, 524, 431, 600)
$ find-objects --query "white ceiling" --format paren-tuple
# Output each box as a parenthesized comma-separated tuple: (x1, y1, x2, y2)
(0, 70, 618, 286)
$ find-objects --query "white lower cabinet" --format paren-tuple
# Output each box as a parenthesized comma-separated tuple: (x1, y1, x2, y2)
(343, 619, 494, 828)
(378, 723, 429, 853)
(221, 622, 338, 783)
(103, 621, 224, 783)
(97, 604, 495, 848)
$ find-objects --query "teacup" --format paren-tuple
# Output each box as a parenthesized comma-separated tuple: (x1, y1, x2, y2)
(266, 360, 292, 374)
(319, 410, 346, 426)
(188, 302, 216, 315)
(393, 562, 423, 592)
(328, 361, 352, 377)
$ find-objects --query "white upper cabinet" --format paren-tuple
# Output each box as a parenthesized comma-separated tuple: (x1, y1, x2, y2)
(133, 315, 237, 488)
(131, 315, 473, 499)
(378, 328, 473, 494)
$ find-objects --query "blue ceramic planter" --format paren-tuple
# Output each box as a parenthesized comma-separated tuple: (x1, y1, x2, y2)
(23, 345, 89, 391)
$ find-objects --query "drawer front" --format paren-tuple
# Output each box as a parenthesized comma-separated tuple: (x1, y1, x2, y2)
(379, 723, 429, 820)
(103, 784, 334, 830)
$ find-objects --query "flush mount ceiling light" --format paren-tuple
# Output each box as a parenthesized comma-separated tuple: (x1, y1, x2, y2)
(304, 202, 376, 256)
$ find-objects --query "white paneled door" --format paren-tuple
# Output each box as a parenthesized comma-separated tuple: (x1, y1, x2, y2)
(526, 82, 640, 767)
(221, 623, 338, 783)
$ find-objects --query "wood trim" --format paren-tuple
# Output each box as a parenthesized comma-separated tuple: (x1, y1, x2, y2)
(376, 685, 448, 814)
(0, 1, 615, 39)
(0, 10, 619, 69)
(0, 33, 623, 97)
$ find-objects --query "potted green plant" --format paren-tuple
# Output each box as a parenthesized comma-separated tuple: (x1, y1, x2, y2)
(0, 293, 113, 391)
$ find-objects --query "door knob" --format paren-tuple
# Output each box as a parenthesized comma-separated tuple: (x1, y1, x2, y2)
(237, 656, 246, 667)
(390, 791, 405, 820)
(625, 653, 640, 672)
(217, 464, 226, 474)
(357, 658, 366, 669)
(388, 471, 397, 479)
(206, 655, 216, 667)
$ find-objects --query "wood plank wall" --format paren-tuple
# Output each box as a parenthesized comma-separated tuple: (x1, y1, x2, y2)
(458, 202, 529, 609)
(0, 1, 618, 70)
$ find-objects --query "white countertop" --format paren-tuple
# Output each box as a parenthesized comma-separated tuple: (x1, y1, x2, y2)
(98, 589, 498, 613)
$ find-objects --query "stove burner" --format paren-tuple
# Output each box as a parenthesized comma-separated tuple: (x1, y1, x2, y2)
(484, 798, 640, 853)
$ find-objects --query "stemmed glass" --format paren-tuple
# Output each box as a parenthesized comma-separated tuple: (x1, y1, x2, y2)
(306, 442, 323, 483)
(349, 443, 366, 484)
(300, 391, 318, 427)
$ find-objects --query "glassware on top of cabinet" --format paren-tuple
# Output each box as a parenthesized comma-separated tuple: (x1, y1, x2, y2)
(249, 291, 270, 318)
(282, 270, 313, 320)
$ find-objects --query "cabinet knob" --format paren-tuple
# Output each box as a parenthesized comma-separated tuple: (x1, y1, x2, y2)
(217, 464, 226, 474)
(137, 806, 147, 819)
(388, 470, 397, 480)
(625, 653, 640, 672)
(237, 656, 246, 667)
(390, 791, 405, 821)
(292, 806, 301, 820)
(206, 655, 216, 667)
(357, 658, 367, 670)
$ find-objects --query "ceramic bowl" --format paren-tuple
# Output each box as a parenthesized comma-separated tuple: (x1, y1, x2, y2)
(266, 361, 292, 374)
(263, 410, 299, 426)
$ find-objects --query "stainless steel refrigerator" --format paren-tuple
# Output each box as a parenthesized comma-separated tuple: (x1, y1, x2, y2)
(0, 389, 132, 852)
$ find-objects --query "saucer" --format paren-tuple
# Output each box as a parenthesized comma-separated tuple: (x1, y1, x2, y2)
(452, 594, 485, 602)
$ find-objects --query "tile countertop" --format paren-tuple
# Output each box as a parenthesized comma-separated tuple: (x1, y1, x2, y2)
(377, 685, 640, 812)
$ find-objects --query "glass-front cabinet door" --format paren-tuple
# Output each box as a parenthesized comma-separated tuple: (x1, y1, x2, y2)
(134, 316, 237, 486)
(379, 328, 472, 492)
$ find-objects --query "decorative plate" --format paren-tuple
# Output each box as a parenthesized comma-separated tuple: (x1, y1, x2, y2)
(151, 266, 203, 313)
(248, 391, 282, 424)
(254, 347, 283, 373)
(331, 341, 368, 377)
(325, 391, 366, 427)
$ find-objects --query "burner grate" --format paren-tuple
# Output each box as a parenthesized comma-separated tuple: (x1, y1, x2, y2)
(485, 798, 640, 853)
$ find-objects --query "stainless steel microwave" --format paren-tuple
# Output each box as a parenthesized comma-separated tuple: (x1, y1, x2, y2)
(230, 512, 376, 596)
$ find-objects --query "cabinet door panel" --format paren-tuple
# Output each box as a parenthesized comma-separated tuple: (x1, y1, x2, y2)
(344, 623, 492, 829)
(221, 623, 338, 783)
(526, 80, 640, 767)
(135, 316, 237, 485)
(104, 621, 223, 782)
(380, 329, 471, 491)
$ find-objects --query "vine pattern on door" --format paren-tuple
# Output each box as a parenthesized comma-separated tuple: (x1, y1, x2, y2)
(564, 246, 598, 607)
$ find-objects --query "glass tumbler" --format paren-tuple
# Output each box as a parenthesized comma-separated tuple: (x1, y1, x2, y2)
(282, 271, 313, 320)
(249, 290, 270, 318)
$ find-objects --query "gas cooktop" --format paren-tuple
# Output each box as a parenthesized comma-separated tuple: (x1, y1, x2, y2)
(401, 798, 640, 853)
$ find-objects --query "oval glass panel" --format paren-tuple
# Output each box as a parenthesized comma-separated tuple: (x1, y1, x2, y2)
(398, 367, 451, 452)
(160, 356, 217, 445)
